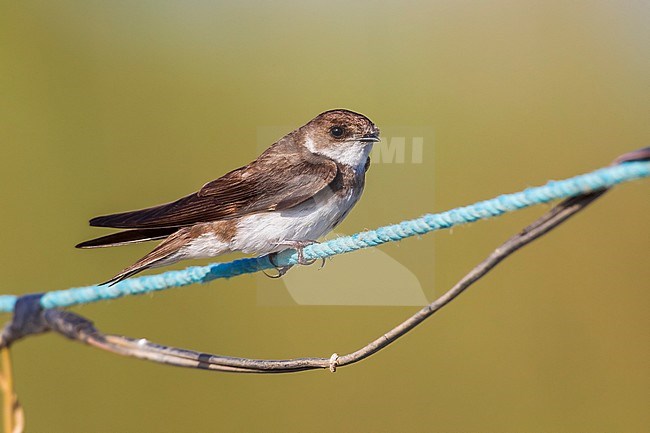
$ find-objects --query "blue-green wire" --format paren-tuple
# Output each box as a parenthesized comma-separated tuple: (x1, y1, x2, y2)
(0, 160, 648, 313)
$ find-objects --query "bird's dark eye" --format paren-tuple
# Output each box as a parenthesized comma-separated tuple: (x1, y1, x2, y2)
(330, 126, 345, 138)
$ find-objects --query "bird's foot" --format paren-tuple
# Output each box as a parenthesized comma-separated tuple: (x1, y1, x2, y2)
(263, 240, 326, 278)
(263, 257, 293, 279)
(277, 239, 326, 267)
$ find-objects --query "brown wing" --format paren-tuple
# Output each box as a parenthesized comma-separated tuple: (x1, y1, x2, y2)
(75, 227, 179, 248)
(89, 149, 338, 229)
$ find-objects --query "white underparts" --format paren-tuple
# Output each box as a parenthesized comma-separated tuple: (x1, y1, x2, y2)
(232, 162, 366, 255)
(177, 233, 230, 260)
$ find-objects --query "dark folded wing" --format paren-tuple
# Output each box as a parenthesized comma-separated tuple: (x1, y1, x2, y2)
(76, 227, 178, 248)
(89, 153, 338, 229)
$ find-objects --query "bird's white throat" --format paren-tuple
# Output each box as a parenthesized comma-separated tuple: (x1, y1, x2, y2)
(305, 138, 373, 169)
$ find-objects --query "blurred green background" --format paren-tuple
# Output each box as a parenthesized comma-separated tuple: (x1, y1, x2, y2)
(1, 1, 649, 432)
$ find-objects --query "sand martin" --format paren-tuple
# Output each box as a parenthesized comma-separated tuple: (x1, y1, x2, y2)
(77, 109, 380, 285)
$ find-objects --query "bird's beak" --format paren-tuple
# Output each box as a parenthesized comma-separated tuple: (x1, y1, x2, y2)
(360, 132, 380, 142)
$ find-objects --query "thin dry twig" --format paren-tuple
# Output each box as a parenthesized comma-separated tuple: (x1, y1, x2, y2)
(40, 189, 607, 374)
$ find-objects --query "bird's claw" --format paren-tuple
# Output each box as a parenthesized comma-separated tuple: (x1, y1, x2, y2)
(264, 252, 293, 278)
(278, 240, 321, 265)
(264, 240, 326, 278)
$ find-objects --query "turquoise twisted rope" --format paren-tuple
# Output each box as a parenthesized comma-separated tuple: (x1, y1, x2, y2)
(0, 160, 648, 313)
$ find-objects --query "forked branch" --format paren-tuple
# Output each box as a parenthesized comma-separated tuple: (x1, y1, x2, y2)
(39, 189, 607, 373)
